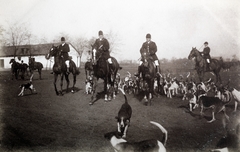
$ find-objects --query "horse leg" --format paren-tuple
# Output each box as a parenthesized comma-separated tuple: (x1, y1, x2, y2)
(104, 78, 108, 101)
(64, 73, 70, 93)
(71, 74, 76, 92)
(59, 74, 64, 95)
(39, 69, 42, 80)
(90, 77, 97, 105)
(54, 74, 59, 95)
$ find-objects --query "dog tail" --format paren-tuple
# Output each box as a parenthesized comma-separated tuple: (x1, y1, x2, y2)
(150, 121, 167, 146)
(30, 74, 34, 82)
(118, 84, 127, 103)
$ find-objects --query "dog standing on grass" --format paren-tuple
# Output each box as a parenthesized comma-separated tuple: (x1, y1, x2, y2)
(18, 74, 35, 96)
(104, 121, 167, 152)
(198, 96, 231, 123)
(115, 86, 132, 138)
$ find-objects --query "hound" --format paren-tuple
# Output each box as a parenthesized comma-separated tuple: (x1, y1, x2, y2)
(198, 96, 231, 123)
(115, 86, 132, 138)
(85, 75, 93, 94)
(229, 88, 240, 112)
(18, 74, 35, 96)
(104, 121, 167, 152)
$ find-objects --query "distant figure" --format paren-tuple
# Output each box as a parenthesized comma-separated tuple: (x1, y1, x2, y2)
(201, 41, 211, 70)
(135, 33, 160, 76)
(92, 30, 113, 70)
(59, 37, 70, 74)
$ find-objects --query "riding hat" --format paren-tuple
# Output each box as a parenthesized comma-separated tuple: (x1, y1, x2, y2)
(146, 33, 151, 38)
(204, 41, 208, 45)
(61, 37, 65, 41)
(98, 30, 103, 36)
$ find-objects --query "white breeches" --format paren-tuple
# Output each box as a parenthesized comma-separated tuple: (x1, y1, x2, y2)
(108, 58, 112, 64)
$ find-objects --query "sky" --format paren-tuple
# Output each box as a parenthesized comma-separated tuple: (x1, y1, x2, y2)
(0, 0, 239, 60)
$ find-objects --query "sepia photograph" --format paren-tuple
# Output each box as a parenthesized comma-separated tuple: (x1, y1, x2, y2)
(0, 0, 239, 151)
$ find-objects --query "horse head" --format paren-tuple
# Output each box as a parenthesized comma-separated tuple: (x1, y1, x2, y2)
(188, 47, 199, 60)
(47, 45, 60, 59)
(9, 58, 15, 64)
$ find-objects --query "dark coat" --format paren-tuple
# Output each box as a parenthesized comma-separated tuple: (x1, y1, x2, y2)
(201, 47, 211, 59)
(93, 38, 110, 60)
(140, 41, 158, 60)
(59, 43, 70, 61)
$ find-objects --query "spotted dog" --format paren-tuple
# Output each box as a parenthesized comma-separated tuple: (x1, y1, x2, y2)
(18, 74, 35, 96)
(85, 75, 93, 94)
(104, 121, 167, 152)
(115, 86, 132, 138)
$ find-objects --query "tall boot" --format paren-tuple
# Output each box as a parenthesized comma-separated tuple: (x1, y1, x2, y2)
(156, 65, 160, 76)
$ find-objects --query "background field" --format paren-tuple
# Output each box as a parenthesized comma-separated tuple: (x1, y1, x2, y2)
(0, 63, 239, 152)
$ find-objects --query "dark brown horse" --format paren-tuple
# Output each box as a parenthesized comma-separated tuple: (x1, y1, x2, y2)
(138, 48, 160, 105)
(188, 47, 223, 83)
(46, 45, 79, 95)
(89, 48, 121, 105)
(9, 59, 28, 80)
(28, 57, 43, 80)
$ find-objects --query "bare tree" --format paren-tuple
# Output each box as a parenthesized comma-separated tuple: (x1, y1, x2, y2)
(104, 30, 121, 53)
(4, 22, 32, 58)
(0, 25, 5, 46)
(71, 36, 89, 62)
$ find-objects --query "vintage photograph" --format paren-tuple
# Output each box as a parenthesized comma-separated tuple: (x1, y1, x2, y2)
(0, 0, 239, 151)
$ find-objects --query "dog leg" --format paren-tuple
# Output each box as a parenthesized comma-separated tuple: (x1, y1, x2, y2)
(18, 87, 25, 96)
(193, 104, 198, 110)
(222, 107, 230, 121)
(117, 123, 121, 133)
(189, 103, 192, 112)
(122, 125, 129, 138)
(234, 101, 238, 112)
(208, 111, 216, 123)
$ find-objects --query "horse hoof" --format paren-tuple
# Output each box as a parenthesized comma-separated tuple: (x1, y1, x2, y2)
(89, 102, 93, 105)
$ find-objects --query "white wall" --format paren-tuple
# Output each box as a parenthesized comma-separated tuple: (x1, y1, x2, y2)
(0, 45, 81, 70)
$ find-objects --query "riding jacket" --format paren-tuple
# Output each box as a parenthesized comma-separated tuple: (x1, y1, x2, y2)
(140, 41, 158, 61)
(93, 38, 110, 60)
(59, 43, 70, 61)
(201, 46, 211, 60)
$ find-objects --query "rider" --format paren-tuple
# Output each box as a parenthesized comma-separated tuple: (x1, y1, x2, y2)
(135, 33, 160, 77)
(201, 41, 211, 70)
(59, 37, 70, 75)
(93, 30, 113, 71)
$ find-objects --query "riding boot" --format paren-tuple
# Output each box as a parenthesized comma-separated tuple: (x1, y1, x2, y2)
(156, 65, 160, 76)
(134, 66, 141, 77)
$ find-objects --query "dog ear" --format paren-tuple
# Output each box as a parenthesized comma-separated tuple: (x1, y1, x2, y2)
(115, 116, 119, 120)
(126, 120, 130, 125)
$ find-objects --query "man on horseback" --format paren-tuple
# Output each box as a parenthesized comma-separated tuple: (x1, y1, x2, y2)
(135, 33, 160, 77)
(201, 41, 211, 70)
(59, 37, 70, 75)
(92, 30, 113, 72)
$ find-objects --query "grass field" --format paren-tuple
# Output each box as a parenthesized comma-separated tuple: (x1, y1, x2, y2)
(0, 64, 239, 152)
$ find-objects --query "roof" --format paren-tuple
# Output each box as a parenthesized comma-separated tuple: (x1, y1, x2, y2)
(0, 43, 80, 57)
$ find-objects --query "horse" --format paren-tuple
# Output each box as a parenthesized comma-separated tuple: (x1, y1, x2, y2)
(46, 45, 79, 95)
(28, 57, 43, 80)
(9, 59, 28, 80)
(188, 47, 223, 83)
(89, 48, 121, 105)
(138, 48, 161, 105)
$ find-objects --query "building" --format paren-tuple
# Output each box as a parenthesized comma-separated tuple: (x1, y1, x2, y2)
(0, 43, 81, 70)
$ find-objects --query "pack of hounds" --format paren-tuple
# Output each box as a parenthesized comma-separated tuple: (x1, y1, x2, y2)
(18, 71, 240, 151)
(83, 71, 240, 152)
